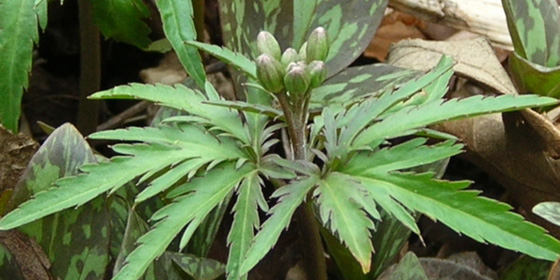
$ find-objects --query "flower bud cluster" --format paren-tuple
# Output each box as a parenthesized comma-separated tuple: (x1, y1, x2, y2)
(255, 27, 329, 97)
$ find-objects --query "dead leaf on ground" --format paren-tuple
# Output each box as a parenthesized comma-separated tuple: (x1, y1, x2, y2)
(0, 126, 37, 192)
(0, 230, 52, 280)
(387, 37, 517, 95)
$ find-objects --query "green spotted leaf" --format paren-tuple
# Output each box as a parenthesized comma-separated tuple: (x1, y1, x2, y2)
(310, 63, 419, 109)
(502, 0, 560, 67)
(169, 252, 226, 280)
(509, 51, 560, 98)
(311, 0, 387, 76)
(155, 0, 206, 87)
(90, 0, 152, 48)
(5, 123, 110, 280)
(217, 0, 388, 99)
(0, 0, 44, 132)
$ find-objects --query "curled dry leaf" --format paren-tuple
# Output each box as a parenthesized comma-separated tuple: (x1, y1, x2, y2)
(387, 37, 517, 95)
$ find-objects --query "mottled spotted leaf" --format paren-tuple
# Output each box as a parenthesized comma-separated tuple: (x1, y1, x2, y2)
(169, 252, 226, 280)
(90, 0, 152, 48)
(311, 0, 388, 76)
(0, 0, 45, 132)
(5, 123, 111, 279)
(310, 63, 419, 109)
(217, 0, 388, 99)
(509, 51, 560, 98)
(502, 0, 560, 67)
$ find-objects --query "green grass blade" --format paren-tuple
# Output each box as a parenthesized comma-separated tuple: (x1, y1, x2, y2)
(0, 0, 40, 132)
(186, 41, 257, 79)
(155, 0, 206, 87)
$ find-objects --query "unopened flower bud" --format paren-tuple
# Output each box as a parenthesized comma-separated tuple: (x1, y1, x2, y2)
(307, 60, 327, 88)
(284, 62, 310, 96)
(257, 31, 282, 60)
(306, 27, 329, 62)
(298, 42, 307, 62)
(281, 48, 299, 68)
(256, 54, 285, 93)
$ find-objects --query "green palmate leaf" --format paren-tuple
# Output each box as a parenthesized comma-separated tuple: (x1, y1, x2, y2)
(0, 144, 180, 230)
(313, 56, 453, 149)
(227, 172, 266, 280)
(155, 0, 206, 87)
(204, 100, 283, 120)
(0, 0, 43, 132)
(114, 162, 255, 280)
(90, 0, 152, 49)
(239, 175, 319, 276)
(315, 173, 377, 273)
(115, 208, 210, 280)
(344, 139, 462, 175)
(5, 123, 110, 279)
(352, 94, 558, 149)
(502, 0, 560, 67)
(90, 82, 249, 144)
(342, 167, 560, 261)
(186, 41, 257, 79)
(0, 123, 246, 230)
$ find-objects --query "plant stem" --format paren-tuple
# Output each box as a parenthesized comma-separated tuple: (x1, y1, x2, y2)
(77, 0, 101, 135)
(278, 91, 327, 280)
